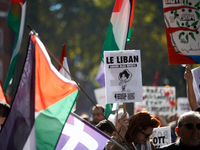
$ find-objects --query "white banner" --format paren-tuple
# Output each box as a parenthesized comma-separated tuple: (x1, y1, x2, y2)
(192, 66, 200, 103)
(104, 50, 142, 104)
(152, 126, 171, 149)
(135, 86, 176, 116)
(94, 87, 106, 107)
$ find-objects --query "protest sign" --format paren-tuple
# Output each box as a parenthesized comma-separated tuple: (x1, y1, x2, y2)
(162, 0, 200, 64)
(134, 86, 176, 116)
(177, 97, 191, 116)
(104, 50, 142, 104)
(151, 126, 171, 149)
(192, 66, 200, 103)
(94, 87, 106, 107)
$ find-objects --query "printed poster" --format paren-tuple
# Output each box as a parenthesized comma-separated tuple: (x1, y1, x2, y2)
(163, 0, 200, 64)
(134, 86, 176, 116)
(152, 126, 171, 149)
(104, 50, 143, 104)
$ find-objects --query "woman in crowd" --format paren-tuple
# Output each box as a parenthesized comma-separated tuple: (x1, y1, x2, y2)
(106, 110, 161, 150)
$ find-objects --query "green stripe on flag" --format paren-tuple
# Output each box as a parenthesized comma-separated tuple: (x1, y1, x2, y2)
(104, 103, 113, 118)
(7, 7, 21, 33)
(101, 22, 119, 62)
(127, 27, 132, 42)
(3, 53, 18, 93)
(35, 91, 78, 150)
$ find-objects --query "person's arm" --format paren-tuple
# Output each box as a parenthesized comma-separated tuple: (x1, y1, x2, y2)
(184, 64, 199, 111)
(105, 113, 129, 150)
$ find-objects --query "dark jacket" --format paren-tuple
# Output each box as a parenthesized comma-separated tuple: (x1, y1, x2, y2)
(157, 139, 200, 150)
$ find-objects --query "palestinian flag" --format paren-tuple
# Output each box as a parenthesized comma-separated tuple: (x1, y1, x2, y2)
(0, 80, 8, 104)
(0, 33, 79, 150)
(4, 0, 27, 95)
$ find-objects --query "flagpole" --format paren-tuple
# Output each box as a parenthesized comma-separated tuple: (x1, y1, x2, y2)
(45, 40, 132, 150)
(123, 0, 134, 116)
(27, 25, 132, 149)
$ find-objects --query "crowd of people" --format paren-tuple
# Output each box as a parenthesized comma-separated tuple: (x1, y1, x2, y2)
(1, 65, 200, 150)
(80, 64, 200, 150)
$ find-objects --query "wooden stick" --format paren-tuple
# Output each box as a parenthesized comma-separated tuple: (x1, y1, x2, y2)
(123, 103, 126, 114)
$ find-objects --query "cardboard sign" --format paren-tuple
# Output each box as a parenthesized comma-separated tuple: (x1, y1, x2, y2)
(162, 0, 200, 64)
(104, 50, 142, 104)
(135, 86, 176, 116)
(94, 87, 106, 107)
(152, 126, 171, 148)
(177, 97, 191, 116)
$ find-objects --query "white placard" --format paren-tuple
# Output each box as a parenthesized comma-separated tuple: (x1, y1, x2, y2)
(177, 97, 191, 116)
(152, 126, 171, 149)
(94, 87, 106, 107)
(104, 50, 142, 104)
(135, 86, 176, 116)
(192, 66, 200, 103)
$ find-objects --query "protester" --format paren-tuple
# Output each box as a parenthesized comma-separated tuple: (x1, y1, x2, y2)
(105, 113, 129, 150)
(0, 102, 10, 130)
(114, 108, 129, 132)
(184, 64, 200, 111)
(106, 110, 161, 150)
(96, 119, 117, 137)
(80, 113, 89, 121)
(157, 111, 200, 150)
(91, 104, 105, 125)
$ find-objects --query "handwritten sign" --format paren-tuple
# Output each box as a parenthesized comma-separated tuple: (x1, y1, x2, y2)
(104, 50, 142, 104)
(163, 0, 200, 64)
(134, 86, 176, 116)
(152, 126, 171, 148)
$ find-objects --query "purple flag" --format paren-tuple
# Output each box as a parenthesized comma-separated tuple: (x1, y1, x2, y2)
(56, 113, 110, 150)
(96, 61, 105, 87)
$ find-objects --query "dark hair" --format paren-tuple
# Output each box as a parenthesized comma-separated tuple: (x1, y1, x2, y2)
(125, 111, 161, 144)
(0, 102, 10, 117)
(119, 70, 130, 79)
(96, 119, 115, 135)
(92, 104, 104, 112)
